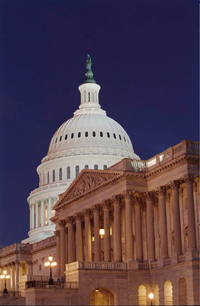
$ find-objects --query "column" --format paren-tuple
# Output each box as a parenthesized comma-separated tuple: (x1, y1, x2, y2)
(48, 198, 52, 225)
(170, 181, 182, 253)
(113, 196, 122, 262)
(59, 220, 66, 276)
(146, 193, 155, 262)
(7, 265, 11, 291)
(12, 263, 15, 293)
(184, 175, 196, 249)
(31, 203, 35, 229)
(65, 228, 68, 264)
(29, 205, 32, 230)
(103, 201, 111, 262)
(124, 191, 134, 261)
(15, 261, 19, 294)
(134, 198, 143, 262)
(27, 261, 32, 278)
(55, 230, 60, 277)
(41, 199, 44, 227)
(158, 187, 168, 258)
(84, 210, 92, 262)
(75, 213, 83, 261)
(35, 201, 39, 228)
(67, 217, 75, 263)
(93, 205, 101, 262)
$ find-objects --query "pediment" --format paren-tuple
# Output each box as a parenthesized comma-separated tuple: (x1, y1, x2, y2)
(55, 170, 123, 209)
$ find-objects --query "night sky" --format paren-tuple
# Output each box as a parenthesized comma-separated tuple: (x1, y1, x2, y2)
(0, 0, 198, 247)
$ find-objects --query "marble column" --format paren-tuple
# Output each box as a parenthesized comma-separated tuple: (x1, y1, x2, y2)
(170, 181, 182, 253)
(113, 196, 122, 262)
(12, 263, 15, 293)
(27, 261, 32, 278)
(67, 217, 75, 263)
(41, 199, 44, 227)
(75, 213, 83, 261)
(35, 201, 39, 228)
(65, 228, 68, 264)
(48, 198, 52, 225)
(93, 205, 101, 262)
(184, 175, 196, 249)
(7, 265, 11, 291)
(15, 261, 19, 293)
(145, 193, 155, 262)
(59, 220, 66, 276)
(31, 203, 35, 229)
(84, 210, 92, 262)
(55, 230, 60, 277)
(134, 198, 143, 262)
(158, 187, 168, 258)
(29, 205, 32, 230)
(103, 201, 111, 262)
(124, 191, 134, 261)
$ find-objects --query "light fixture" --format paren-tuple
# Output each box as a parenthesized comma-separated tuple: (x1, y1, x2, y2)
(0, 270, 10, 294)
(44, 255, 57, 285)
(149, 292, 154, 306)
(99, 226, 105, 237)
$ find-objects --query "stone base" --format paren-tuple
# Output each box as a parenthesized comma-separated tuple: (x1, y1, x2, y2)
(185, 248, 200, 261)
(127, 260, 138, 270)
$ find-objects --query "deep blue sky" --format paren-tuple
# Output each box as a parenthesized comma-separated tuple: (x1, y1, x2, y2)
(0, 0, 198, 247)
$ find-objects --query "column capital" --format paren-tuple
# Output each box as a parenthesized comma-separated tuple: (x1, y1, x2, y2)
(59, 220, 66, 228)
(169, 180, 180, 189)
(123, 189, 134, 199)
(66, 216, 74, 224)
(144, 192, 154, 200)
(194, 181, 198, 192)
(112, 194, 124, 206)
(156, 186, 167, 195)
(83, 208, 92, 217)
(179, 187, 184, 198)
(183, 174, 194, 184)
(102, 199, 111, 209)
(74, 212, 83, 221)
(92, 204, 101, 213)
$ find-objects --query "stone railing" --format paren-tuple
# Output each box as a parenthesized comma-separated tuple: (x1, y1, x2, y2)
(0, 243, 31, 256)
(138, 262, 150, 270)
(65, 261, 127, 271)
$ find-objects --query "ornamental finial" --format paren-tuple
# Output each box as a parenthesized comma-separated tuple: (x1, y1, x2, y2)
(84, 54, 96, 83)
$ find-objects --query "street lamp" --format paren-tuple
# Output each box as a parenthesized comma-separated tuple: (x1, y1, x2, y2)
(148, 292, 154, 306)
(44, 255, 57, 285)
(99, 226, 105, 238)
(0, 270, 10, 294)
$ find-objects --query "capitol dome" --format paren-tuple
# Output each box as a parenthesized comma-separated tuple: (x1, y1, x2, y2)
(23, 55, 139, 244)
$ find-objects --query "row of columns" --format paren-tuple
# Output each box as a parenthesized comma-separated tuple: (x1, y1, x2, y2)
(29, 197, 58, 230)
(55, 175, 197, 276)
(0, 262, 19, 293)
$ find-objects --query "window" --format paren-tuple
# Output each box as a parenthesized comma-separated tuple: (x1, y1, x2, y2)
(52, 170, 55, 182)
(85, 131, 88, 137)
(55, 138, 57, 143)
(59, 168, 62, 180)
(124, 136, 126, 142)
(85, 165, 89, 169)
(94, 164, 98, 170)
(39, 264, 42, 271)
(93, 131, 96, 137)
(67, 166, 70, 179)
(47, 172, 49, 184)
(75, 165, 79, 177)
(100, 131, 103, 137)
(45, 205, 48, 225)
(107, 132, 110, 138)
(59, 136, 62, 141)
(103, 165, 107, 170)
(65, 134, 68, 140)
(113, 133, 116, 139)
(119, 135, 122, 140)
(78, 132, 81, 138)
(71, 133, 74, 139)
(88, 92, 90, 102)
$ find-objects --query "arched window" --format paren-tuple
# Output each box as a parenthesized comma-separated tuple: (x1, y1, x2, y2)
(85, 131, 88, 137)
(119, 135, 122, 140)
(59, 136, 62, 141)
(85, 165, 89, 169)
(75, 165, 79, 177)
(124, 136, 126, 142)
(59, 168, 62, 180)
(113, 133, 116, 139)
(94, 164, 98, 170)
(178, 278, 187, 305)
(88, 92, 90, 102)
(52, 170, 55, 182)
(107, 132, 110, 138)
(164, 281, 173, 305)
(67, 166, 70, 179)
(103, 165, 107, 170)
(100, 131, 103, 137)
(55, 138, 57, 143)
(93, 131, 96, 137)
(47, 171, 49, 184)
(78, 132, 81, 138)
(65, 134, 68, 140)
(71, 133, 74, 139)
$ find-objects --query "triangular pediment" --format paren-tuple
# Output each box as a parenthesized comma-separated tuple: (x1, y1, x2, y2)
(55, 169, 123, 209)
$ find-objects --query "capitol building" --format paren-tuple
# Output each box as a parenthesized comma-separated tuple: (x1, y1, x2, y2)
(0, 56, 199, 306)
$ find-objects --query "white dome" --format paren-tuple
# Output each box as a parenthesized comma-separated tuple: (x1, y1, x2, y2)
(23, 56, 139, 244)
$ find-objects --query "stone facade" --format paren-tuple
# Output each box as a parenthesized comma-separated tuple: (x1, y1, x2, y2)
(0, 140, 199, 305)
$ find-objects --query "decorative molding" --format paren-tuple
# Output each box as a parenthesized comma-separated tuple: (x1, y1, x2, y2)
(58, 220, 66, 228)
(102, 199, 111, 209)
(83, 208, 92, 217)
(169, 180, 180, 189)
(123, 189, 134, 200)
(92, 204, 101, 213)
(183, 174, 194, 184)
(74, 212, 83, 221)
(66, 216, 74, 224)
(156, 186, 167, 195)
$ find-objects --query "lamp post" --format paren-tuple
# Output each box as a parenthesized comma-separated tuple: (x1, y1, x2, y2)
(149, 292, 154, 306)
(99, 226, 105, 238)
(44, 255, 57, 285)
(0, 270, 10, 294)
